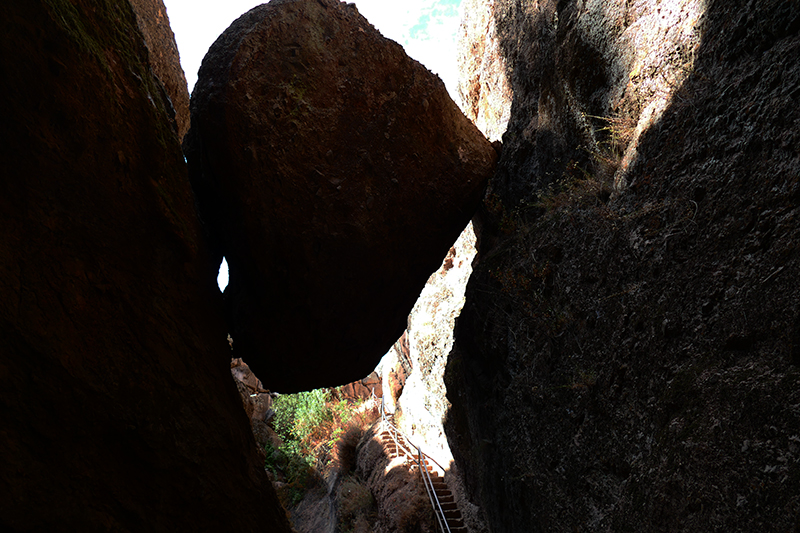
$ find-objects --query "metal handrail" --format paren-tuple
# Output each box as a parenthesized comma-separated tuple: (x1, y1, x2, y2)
(374, 389, 452, 533)
(418, 443, 452, 533)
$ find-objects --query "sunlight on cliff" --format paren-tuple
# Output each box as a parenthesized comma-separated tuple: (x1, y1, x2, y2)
(610, 0, 708, 189)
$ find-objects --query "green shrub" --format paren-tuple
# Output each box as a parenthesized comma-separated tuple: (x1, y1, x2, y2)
(268, 388, 378, 509)
(273, 388, 332, 446)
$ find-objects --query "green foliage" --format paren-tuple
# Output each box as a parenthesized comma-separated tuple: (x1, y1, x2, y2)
(266, 440, 320, 506)
(268, 388, 377, 509)
(268, 390, 334, 505)
(273, 388, 332, 448)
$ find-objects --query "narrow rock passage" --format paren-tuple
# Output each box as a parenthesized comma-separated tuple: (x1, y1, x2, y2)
(378, 413, 467, 532)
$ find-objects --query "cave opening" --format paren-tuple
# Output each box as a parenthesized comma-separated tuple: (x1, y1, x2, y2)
(217, 256, 229, 292)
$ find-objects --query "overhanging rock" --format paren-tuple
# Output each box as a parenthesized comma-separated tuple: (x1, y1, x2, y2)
(184, 0, 497, 392)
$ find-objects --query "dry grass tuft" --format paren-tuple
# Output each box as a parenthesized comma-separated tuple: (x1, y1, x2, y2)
(337, 477, 376, 532)
(335, 425, 365, 474)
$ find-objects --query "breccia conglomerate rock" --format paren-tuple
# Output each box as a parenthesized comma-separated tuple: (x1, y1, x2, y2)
(184, 0, 497, 392)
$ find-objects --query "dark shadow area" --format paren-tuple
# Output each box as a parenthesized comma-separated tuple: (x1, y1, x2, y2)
(446, 0, 800, 531)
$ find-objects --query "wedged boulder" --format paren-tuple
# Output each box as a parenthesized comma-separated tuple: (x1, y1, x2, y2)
(184, 0, 497, 392)
(0, 0, 290, 530)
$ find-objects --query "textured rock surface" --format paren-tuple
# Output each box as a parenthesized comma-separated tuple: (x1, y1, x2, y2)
(447, 0, 800, 531)
(356, 427, 436, 533)
(470, 0, 706, 212)
(394, 221, 488, 532)
(231, 358, 283, 458)
(457, 0, 512, 142)
(129, 0, 190, 139)
(397, 223, 476, 462)
(339, 371, 383, 402)
(184, 0, 497, 393)
(0, 1, 290, 530)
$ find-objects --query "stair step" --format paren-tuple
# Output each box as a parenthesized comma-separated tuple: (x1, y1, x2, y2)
(379, 417, 470, 532)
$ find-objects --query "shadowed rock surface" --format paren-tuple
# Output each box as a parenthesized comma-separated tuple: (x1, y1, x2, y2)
(184, 0, 497, 392)
(129, 0, 191, 139)
(446, 0, 800, 531)
(0, 0, 290, 530)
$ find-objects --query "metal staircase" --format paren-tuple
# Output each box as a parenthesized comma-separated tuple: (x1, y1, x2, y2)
(376, 397, 467, 533)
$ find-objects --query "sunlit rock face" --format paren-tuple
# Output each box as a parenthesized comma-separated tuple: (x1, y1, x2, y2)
(0, 1, 291, 530)
(184, 0, 497, 393)
(396, 222, 477, 465)
(392, 221, 489, 533)
(447, 0, 800, 531)
(457, 0, 513, 142)
(459, 0, 705, 203)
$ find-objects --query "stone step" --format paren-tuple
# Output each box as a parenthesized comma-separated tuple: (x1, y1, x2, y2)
(436, 493, 454, 503)
(443, 508, 462, 518)
(378, 420, 469, 532)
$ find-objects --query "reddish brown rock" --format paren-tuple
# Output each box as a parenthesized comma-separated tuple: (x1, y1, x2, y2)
(457, 0, 512, 142)
(339, 371, 383, 401)
(0, 0, 290, 530)
(129, 0, 191, 139)
(184, 0, 497, 392)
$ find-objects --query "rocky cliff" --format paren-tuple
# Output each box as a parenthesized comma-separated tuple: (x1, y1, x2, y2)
(0, 0, 290, 530)
(447, 0, 800, 531)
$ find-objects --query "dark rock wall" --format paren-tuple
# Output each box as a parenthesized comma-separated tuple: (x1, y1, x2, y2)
(0, 0, 290, 530)
(447, 0, 800, 531)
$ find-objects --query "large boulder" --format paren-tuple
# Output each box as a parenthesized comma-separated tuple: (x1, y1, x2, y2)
(0, 0, 290, 530)
(184, 0, 497, 392)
